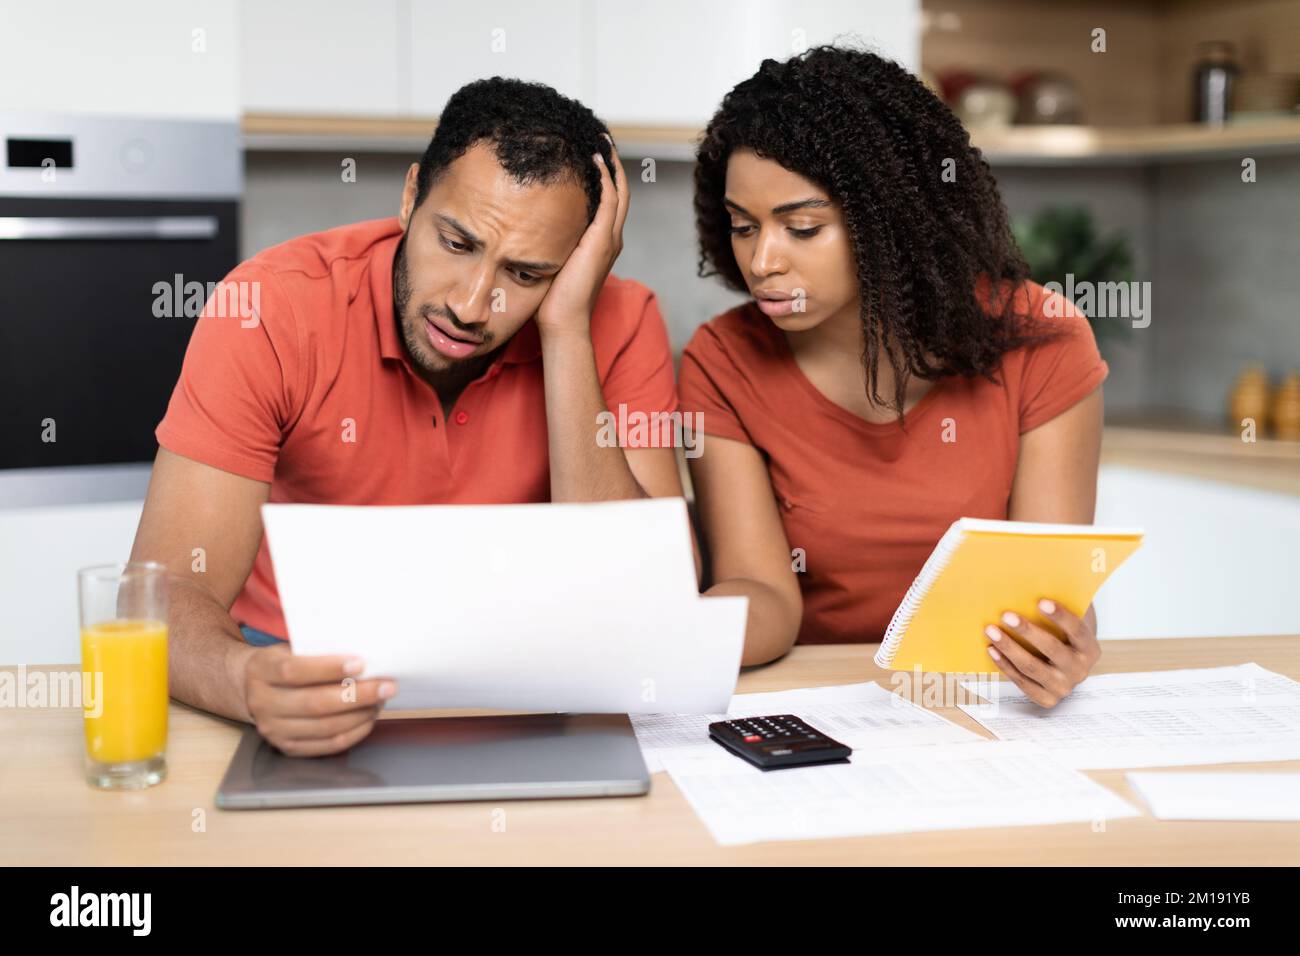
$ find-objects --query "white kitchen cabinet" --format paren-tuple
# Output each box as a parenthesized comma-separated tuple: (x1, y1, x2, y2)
(0, 500, 145, 666)
(407, 0, 586, 116)
(592, 0, 919, 126)
(235, 1, 919, 127)
(240, 0, 404, 115)
(0, 0, 239, 119)
(1094, 466, 1300, 639)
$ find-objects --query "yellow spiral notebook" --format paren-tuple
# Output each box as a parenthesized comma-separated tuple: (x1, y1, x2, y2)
(875, 518, 1145, 674)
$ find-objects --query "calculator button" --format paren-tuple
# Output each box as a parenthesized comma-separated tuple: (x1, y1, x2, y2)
(744, 734, 762, 742)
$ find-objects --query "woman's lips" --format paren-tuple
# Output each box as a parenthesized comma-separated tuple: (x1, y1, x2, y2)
(755, 296, 797, 318)
(425, 316, 482, 359)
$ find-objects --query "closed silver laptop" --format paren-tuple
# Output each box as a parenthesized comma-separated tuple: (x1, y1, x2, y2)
(216, 712, 651, 809)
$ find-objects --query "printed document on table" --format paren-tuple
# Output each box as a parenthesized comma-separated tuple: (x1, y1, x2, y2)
(262, 498, 746, 714)
(958, 664, 1300, 769)
(663, 740, 1139, 846)
(1125, 771, 1300, 821)
(632, 681, 984, 773)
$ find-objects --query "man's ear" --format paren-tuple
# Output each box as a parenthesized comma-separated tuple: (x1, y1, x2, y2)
(398, 163, 420, 230)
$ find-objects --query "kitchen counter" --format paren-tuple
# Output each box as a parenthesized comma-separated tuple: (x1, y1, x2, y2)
(4, 637, 1298, 865)
(1102, 420, 1300, 497)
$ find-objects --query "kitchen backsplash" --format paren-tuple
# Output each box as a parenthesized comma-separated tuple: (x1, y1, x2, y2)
(243, 149, 1300, 422)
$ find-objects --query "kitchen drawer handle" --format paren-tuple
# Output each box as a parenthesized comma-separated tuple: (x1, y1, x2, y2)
(0, 215, 218, 240)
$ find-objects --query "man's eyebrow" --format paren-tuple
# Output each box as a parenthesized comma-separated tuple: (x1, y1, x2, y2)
(723, 197, 832, 216)
(435, 213, 481, 246)
(433, 212, 560, 273)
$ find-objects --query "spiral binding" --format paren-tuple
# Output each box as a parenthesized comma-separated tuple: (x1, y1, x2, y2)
(873, 519, 966, 669)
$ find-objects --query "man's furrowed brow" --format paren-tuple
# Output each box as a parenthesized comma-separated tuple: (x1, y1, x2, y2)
(434, 213, 481, 246)
(434, 212, 559, 273)
(506, 256, 561, 273)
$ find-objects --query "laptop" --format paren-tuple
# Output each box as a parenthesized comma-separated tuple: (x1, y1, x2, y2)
(215, 712, 651, 809)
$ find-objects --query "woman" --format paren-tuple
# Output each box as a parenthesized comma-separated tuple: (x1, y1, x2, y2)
(681, 46, 1108, 707)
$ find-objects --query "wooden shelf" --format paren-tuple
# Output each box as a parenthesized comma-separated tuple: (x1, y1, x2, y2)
(242, 112, 1300, 165)
(970, 118, 1300, 166)
(241, 113, 702, 159)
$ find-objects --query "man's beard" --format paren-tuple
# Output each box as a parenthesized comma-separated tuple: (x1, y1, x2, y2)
(392, 233, 494, 387)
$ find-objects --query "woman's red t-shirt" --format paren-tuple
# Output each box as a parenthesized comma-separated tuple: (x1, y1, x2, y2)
(679, 280, 1108, 644)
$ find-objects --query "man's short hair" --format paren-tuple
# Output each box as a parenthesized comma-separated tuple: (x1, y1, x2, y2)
(415, 77, 615, 222)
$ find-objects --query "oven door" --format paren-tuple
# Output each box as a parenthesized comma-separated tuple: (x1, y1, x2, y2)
(0, 196, 238, 470)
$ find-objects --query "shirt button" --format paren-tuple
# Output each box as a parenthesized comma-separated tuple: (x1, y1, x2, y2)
(454, 411, 470, 425)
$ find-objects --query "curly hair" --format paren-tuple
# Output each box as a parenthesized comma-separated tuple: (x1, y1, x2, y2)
(695, 45, 1049, 416)
(416, 77, 615, 222)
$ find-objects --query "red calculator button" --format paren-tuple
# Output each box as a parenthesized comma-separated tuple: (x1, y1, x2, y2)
(743, 735, 762, 742)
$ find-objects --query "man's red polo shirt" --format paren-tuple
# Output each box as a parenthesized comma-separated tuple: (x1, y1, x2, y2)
(156, 217, 678, 638)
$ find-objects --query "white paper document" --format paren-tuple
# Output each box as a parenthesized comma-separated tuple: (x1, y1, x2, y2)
(1125, 771, 1300, 821)
(663, 740, 1139, 846)
(958, 664, 1300, 769)
(262, 498, 746, 713)
(632, 681, 984, 773)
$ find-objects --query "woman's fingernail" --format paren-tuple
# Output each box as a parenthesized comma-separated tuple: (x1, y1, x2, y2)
(379, 682, 396, 699)
(988, 647, 1002, 661)
(343, 658, 364, 675)
(985, 625, 1002, 642)
(1038, 599, 1056, 615)
(1002, 611, 1021, 627)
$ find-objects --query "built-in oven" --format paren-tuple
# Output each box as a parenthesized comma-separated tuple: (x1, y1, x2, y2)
(0, 112, 240, 505)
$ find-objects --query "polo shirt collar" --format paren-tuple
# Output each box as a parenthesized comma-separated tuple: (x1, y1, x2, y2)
(369, 228, 406, 362)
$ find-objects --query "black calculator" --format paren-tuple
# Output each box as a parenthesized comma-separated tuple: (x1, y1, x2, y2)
(708, 715, 852, 770)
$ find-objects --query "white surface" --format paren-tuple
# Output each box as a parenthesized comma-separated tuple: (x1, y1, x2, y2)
(1093, 465, 1300, 638)
(240, 0, 404, 116)
(0, 0, 239, 120)
(239, 0, 919, 125)
(408, 0, 585, 117)
(632, 680, 980, 773)
(663, 739, 1139, 846)
(0, 501, 143, 665)
(959, 664, 1300, 769)
(1126, 771, 1300, 821)
(591, 0, 920, 126)
(262, 497, 746, 713)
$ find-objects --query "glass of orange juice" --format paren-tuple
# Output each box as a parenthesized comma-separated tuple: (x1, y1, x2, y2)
(77, 562, 169, 789)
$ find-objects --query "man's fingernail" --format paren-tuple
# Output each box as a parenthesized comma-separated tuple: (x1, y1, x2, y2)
(379, 682, 396, 699)
(1038, 599, 1056, 614)
(1002, 611, 1021, 627)
(343, 658, 364, 675)
(985, 625, 1002, 642)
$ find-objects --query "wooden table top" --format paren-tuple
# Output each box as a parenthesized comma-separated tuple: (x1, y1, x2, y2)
(3, 636, 1298, 866)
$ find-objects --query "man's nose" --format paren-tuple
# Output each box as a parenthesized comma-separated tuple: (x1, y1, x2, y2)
(446, 264, 494, 327)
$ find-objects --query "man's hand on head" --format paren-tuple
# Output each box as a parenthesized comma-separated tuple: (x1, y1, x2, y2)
(535, 135, 629, 339)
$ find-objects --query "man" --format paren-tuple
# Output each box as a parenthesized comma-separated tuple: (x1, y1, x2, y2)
(129, 78, 686, 756)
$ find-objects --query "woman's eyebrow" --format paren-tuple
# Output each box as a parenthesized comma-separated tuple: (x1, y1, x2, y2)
(723, 197, 831, 216)
(771, 198, 832, 215)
